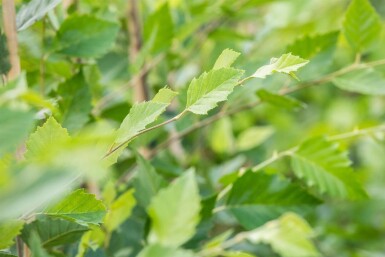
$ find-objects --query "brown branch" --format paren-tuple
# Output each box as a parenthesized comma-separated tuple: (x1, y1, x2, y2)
(127, 0, 149, 102)
(2, 0, 21, 80)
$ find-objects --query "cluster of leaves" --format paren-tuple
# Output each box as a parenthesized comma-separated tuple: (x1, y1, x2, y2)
(1, 0, 385, 257)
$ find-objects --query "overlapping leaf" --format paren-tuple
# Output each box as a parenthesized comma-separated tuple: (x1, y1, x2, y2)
(137, 244, 197, 257)
(291, 137, 367, 199)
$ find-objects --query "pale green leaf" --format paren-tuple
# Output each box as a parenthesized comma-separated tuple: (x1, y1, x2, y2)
(25, 117, 70, 160)
(137, 244, 197, 257)
(148, 170, 201, 247)
(257, 89, 306, 111)
(333, 68, 385, 95)
(0, 220, 24, 249)
(16, 0, 61, 31)
(56, 15, 119, 58)
(226, 171, 320, 229)
(104, 189, 136, 232)
(342, 0, 382, 52)
(186, 68, 244, 114)
(75, 226, 105, 257)
(213, 49, 241, 70)
(21, 216, 88, 247)
(133, 154, 167, 208)
(252, 53, 309, 79)
(236, 126, 274, 151)
(115, 88, 177, 145)
(247, 213, 319, 257)
(45, 189, 107, 225)
(291, 137, 367, 199)
(223, 252, 257, 257)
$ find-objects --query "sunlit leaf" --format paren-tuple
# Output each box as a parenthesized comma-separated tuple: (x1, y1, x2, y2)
(137, 244, 197, 257)
(186, 68, 244, 114)
(45, 189, 107, 225)
(213, 49, 241, 70)
(252, 53, 309, 79)
(0, 220, 24, 249)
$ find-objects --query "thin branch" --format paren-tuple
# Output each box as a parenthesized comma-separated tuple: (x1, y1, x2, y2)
(2, 0, 21, 80)
(128, 0, 149, 102)
(151, 58, 385, 155)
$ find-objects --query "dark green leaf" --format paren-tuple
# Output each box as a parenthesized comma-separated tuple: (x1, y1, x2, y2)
(226, 171, 320, 229)
(257, 89, 306, 111)
(56, 15, 119, 58)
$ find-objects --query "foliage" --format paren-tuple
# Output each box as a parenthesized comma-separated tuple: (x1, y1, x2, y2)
(1, 0, 385, 257)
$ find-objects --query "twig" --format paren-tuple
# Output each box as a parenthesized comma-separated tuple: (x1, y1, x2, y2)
(151, 58, 385, 155)
(2, 0, 21, 80)
(128, 0, 149, 102)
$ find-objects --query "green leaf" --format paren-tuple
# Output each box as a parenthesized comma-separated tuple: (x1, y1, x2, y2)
(25, 117, 70, 160)
(236, 126, 274, 151)
(247, 213, 319, 257)
(257, 89, 306, 111)
(0, 252, 17, 257)
(58, 73, 92, 132)
(286, 31, 339, 59)
(226, 171, 320, 229)
(291, 137, 367, 199)
(208, 117, 234, 154)
(186, 68, 244, 115)
(252, 53, 309, 79)
(56, 15, 119, 58)
(26, 231, 53, 257)
(21, 216, 88, 248)
(223, 252, 257, 257)
(148, 170, 201, 247)
(0, 107, 34, 158)
(342, 0, 382, 52)
(115, 88, 177, 145)
(137, 244, 197, 257)
(45, 189, 107, 225)
(213, 49, 241, 70)
(0, 33, 11, 76)
(143, 3, 174, 53)
(133, 154, 167, 208)
(16, 0, 61, 31)
(152, 87, 178, 103)
(103, 189, 136, 232)
(333, 68, 385, 95)
(0, 220, 24, 249)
